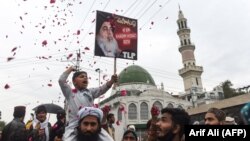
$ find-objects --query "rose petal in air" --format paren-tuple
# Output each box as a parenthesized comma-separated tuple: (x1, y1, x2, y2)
(42, 40, 48, 46)
(4, 84, 10, 89)
(7, 57, 15, 62)
(50, 0, 56, 4)
(11, 47, 17, 52)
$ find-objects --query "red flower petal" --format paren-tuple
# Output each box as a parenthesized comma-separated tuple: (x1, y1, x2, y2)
(11, 47, 17, 52)
(42, 40, 47, 46)
(121, 90, 127, 96)
(93, 104, 99, 108)
(84, 47, 90, 50)
(151, 105, 160, 116)
(77, 30, 80, 35)
(7, 57, 15, 62)
(72, 89, 77, 93)
(4, 84, 10, 89)
(119, 105, 125, 111)
(116, 120, 120, 125)
(50, 0, 56, 4)
(67, 53, 73, 59)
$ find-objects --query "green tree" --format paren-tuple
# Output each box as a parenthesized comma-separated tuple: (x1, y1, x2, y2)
(221, 80, 246, 99)
(0, 120, 6, 131)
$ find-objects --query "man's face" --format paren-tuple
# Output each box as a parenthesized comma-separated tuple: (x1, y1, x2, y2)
(73, 73, 88, 90)
(156, 113, 174, 138)
(79, 115, 99, 135)
(99, 21, 114, 41)
(123, 132, 137, 141)
(36, 111, 47, 122)
(204, 112, 221, 125)
(109, 115, 115, 124)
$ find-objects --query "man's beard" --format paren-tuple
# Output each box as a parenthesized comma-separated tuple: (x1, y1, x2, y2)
(77, 128, 100, 141)
(157, 129, 175, 141)
(97, 35, 119, 57)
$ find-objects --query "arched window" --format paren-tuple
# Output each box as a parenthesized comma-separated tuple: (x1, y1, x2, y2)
(181, 21, 184, 28)
(140, 102, 148, 120)
(128, 103, 137, 120)
(153, 101, 163, 110)
(184, 39, 187, 45)
(167, 103, 174, 108)
(118, 109, 122, 121)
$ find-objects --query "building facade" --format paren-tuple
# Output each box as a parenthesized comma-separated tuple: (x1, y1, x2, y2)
(99, 65, 191, 141)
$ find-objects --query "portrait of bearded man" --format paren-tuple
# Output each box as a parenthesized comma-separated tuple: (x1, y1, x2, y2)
(95, 16, 122, 58)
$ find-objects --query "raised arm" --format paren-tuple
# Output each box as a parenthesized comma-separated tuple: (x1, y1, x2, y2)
(58, 66, 75, 99)
(91, 74, 118, 98)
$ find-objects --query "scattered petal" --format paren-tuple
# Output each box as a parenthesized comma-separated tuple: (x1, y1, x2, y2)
(151, 105, 160, 116)
(4, 84, 10, 89)
(11, 47, 17, 52)
(93, 104, 99, 108)
(84, 47, 90, 50)
(42, 40, 48, 46)
(119, 105, 125, 111)
(77, 30, 80, 35)
(121, 90, 127, 96)
(72, 88, 77, 93)
(116, 120, 120, 125)
(50, 0, 56, 4)
(67, 53, 73, 59)
(7, 57, 15, 62)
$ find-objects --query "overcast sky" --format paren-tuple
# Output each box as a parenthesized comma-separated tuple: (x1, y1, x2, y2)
(1, 0, 250, 123)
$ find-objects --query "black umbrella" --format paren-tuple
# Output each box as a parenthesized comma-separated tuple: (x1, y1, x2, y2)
(33, 103, 64, 114)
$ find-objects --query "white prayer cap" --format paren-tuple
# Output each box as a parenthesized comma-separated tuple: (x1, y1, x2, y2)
(127, 125, 136, 131)
(224, 116, 237, 125)
(225, 116, 234, 122)
(77, 107, 103, 122)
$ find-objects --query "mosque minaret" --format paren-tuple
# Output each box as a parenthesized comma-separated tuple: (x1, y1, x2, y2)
(177, 8, 203, 94)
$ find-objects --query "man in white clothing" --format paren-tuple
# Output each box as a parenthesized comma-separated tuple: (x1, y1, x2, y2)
(65, 107, 114, 141)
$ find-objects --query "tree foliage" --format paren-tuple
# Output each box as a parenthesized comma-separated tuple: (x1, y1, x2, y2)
(221, 80, 246, 99)
(0, 121, 6, 131)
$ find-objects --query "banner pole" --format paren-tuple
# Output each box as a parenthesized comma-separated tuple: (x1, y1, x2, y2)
(113, 57, 117, 89)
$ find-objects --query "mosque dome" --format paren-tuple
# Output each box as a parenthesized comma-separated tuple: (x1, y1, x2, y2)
(118, 65, 156, 86)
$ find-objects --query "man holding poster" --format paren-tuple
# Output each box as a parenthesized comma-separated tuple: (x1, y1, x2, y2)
(95, 11, 138, 60)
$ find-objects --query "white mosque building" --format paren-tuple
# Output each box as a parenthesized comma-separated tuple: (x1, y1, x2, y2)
(99, 65, 191, 141)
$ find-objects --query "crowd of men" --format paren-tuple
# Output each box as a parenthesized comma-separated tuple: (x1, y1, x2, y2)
(0, 104, 250, 141)
(1, 67, 249, 141)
